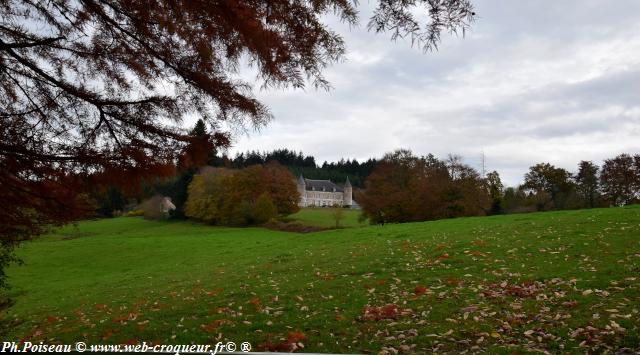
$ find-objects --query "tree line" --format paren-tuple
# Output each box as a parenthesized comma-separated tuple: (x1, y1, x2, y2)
(93, 119, 640, 225)
(357, 150, 640, 224)
(501, 155, 640, 213)
(89, 120, 378, 219)
(219, 150, 377, 189)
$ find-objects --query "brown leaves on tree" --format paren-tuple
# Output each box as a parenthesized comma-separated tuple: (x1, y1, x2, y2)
(357, 150, 490, 224)
(184, 163, 299, 225)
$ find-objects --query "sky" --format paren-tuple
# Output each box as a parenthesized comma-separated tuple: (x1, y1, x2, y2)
(227, 0, 640, 186)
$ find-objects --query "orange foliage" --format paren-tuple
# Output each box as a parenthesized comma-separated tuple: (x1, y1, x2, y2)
(185, 163, 299, 225)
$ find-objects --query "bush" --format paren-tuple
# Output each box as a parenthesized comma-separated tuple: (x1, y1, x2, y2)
(252, 193, 278, 224)
(125, 209, 144, 217)
(184, 168, 233, 224)
(185, 164, 299, 226)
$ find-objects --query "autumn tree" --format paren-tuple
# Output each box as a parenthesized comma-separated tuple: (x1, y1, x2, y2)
(358, 150, 487, 224)
(184, 167, 234, 224)
(502, 187, 533, 214)
(443, 154, 490, 217)
(185, 164, 299, 226)
(358, 150, 442, 224)
(253, 193, 278, 224)
(600, 154, 639, 206)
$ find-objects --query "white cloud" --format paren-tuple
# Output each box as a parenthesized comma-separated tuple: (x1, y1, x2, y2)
(230, 0, 640, 186)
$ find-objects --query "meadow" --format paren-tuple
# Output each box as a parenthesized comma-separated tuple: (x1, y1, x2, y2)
(289, 208, 367, 228)
(2, 206, 640, 353)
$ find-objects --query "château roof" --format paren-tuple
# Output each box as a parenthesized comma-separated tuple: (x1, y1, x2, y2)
(304, 179, 343, 192)
(298, 175, 352, 192)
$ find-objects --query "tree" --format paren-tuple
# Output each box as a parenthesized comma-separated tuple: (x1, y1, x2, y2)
(600, 154, 639, 206)
(575, 160, 600, 208)
(184, 167, 234, 224)
(485, 170, 504, 214)
(185, 164, 299, 226)
(358, 150, 487, 224)
(443, 155, 490, 217)
(330, 204, 346, 228)
(523, 163, 574, 210)
(502, 187, 531, 214)
(92, 185, 127, 217)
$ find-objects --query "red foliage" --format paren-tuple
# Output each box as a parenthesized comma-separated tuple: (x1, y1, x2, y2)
(358, 150, 490, 224)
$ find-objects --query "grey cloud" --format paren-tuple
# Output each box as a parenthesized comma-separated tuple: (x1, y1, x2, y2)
(230, 1, 640, 186)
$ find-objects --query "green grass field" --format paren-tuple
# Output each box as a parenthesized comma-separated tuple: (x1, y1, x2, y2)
(2, 206, 640, 353)
(289, 207, 367, 228)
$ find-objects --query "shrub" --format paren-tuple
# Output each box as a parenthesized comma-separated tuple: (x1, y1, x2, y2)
(184, 168, 233, 224)
(125, 209, 144, 217)
(185, 164, 299, 226)
(252, 193, 278, 224)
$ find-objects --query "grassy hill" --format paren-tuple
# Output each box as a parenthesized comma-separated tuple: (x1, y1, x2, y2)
(289, 207, 367, 228)
(2, 207, 640, 353)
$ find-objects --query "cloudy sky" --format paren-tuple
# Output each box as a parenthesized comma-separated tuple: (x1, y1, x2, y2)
(228, 0, 640, 186)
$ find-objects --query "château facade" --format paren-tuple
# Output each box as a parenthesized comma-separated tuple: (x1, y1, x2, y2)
(297, 175, 352, 207)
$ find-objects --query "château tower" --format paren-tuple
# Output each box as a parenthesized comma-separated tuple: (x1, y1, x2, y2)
(297, 174, 306, 206)
(343, 176, 352, 206)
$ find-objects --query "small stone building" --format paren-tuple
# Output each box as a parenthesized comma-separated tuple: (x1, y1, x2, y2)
(297, 175, 352, 207)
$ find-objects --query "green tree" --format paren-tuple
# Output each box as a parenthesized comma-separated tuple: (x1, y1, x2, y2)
(331, 204, 346, 228)
(184, 168, 233, 224)
(575, 161, 600, 208)
(190, 119, 207, 137)
(185, 165, 298, 226)
(486, 171, 504, 214)
(92, 186, 127, 218)
(523, 163, 574, 210)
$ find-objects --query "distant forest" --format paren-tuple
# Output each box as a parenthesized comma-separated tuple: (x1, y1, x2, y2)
(91, 121, 640, 221)
(212, 149, 378, 188)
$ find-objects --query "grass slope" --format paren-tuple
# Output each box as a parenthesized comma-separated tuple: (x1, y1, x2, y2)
(2, 207, 640, 353)
(289, 208, 367, 228)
